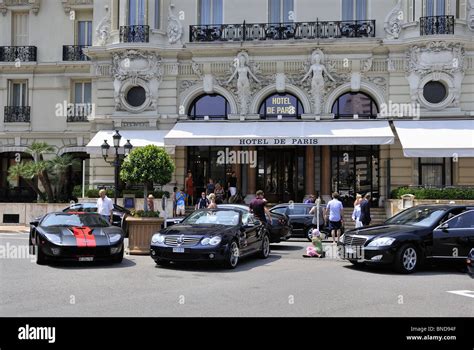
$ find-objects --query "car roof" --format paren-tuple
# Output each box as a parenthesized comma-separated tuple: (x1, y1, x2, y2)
(217, 204, 249, 211)
(404, 204, 471, 210)
(272, 203, 324, 207)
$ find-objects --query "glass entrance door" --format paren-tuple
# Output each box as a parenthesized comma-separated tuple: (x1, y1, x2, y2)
(257, 147, 305, 203)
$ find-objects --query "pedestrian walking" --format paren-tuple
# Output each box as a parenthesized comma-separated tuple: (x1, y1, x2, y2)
(360, 192, 372, 227)
(352, 193, 363, 228)
(249, 190, 272, 224)
(175, 188, 186, 217)
(185, 170, 194, 206)
(147, 194, 155, 212)
(228, 171, 238, 197)
(206, 178, 215, 196)
(96, 189, 113, 224)
(207, 193, 217, 209)
(324, 192, 344, 244)
(214, 183, 225, 204)
(196, 192, 210, 209)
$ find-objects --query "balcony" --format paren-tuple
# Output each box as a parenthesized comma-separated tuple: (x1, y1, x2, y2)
(66, 104, 92, 122)
(119, 25, 150, 43)
(189, 20, 376, 42)
(0, 46, 37, 62)
(420, 15, 454, 35)
(4, 106, 30, 123)
(63, 45, 90, 61)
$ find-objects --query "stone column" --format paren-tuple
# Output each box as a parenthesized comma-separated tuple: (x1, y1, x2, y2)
(321, 146, 331, 201)
(247, 146, 257, 195)
(305, 146, 315, 197)
(233, 147, 242, 190)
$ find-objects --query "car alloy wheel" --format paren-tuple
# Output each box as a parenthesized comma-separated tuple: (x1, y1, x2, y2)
(306, 227, 313, 241)
(225, 241, 239, 269)
(402, 247, 417, 272)
(259, 235, 270, 259)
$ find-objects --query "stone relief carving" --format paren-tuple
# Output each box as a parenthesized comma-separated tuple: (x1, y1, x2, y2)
(384, 0, 403, 39)
(167, 4, 183, 45)
(406, 41, 465, 108)
(225, 51, 261, 115)
(94, 5, 111, 46)
(468, 0, 474, 31)
(112, 50, 163, 112)
(301, 49, 336, 115)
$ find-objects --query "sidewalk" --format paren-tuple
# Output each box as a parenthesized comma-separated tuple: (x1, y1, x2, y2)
(0, 225, 29, 233)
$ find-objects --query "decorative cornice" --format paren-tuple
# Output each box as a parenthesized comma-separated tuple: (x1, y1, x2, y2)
(61, 0, 93, 14)
(0, 0, 41, 16)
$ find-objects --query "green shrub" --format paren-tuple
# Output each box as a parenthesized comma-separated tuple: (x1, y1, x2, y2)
(130, 209, 161, 218)
(85, 189, 114, 198)
(390, 187, 474, 200)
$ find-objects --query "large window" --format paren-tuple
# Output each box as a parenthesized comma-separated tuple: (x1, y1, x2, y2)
(12, 12, 29, 46)
(456, 0, 467, 19)
(331, 92, 378, 119)
(74, 82, 92, 105)
(188, 94, 230, 120)
(342, 0, 367, 21)
(268, 0, 294, 23)
(77, 21, 92, 46)
(259, 93, 303, 119)
(424, 0, 446, 16)
(418, 158, 452, 187)
(198, 0, 223, 25)
(154, 0, 161, 29)
(8, 80, 27, 106)
(129, 0, 147, 25)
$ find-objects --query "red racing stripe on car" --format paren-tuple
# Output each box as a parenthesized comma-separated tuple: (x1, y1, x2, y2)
(72, 227, 87, 247)
(82, 226, 96, 248)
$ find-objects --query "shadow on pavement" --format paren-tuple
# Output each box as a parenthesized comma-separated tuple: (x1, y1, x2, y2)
(270, 244, 303, 251)
(342, 261, 468, 276)
(44, 258, 137, 270)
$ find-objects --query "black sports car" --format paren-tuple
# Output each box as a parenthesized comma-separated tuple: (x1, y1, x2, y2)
(468, 248, 474, 278)
(63, 202, 130, 232)
(29, 212, 125, 265)
(339, 205, 474, 274)
(218, 204, 291, 243)
(270, 203, 336, 241)
(150, 208, 271, 269)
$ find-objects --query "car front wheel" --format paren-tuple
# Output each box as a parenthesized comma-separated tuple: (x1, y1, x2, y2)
(223, 241, 239, 269)
(36, 245, 46, 265)
(306, 227, 314, 241)
(258, 235, 270, 259)
(394, 244, 418, 274)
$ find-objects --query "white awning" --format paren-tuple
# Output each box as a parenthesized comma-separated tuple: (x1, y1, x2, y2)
(86, 130, 170, 155)
(394, 120, 474, 157)
(164, 121, 394, 146)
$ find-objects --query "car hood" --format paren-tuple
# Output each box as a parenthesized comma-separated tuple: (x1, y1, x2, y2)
(160, 224, 235, 236)
(38, 226, 123, 246)
(346, 224, 427, 238)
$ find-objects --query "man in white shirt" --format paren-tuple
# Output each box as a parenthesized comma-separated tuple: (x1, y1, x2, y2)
(324, 192, 344, 244)
(96, 189, 114, 223)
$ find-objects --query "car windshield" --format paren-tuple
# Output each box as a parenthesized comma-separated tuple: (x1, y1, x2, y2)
(42, 213, 109, 227)
(183, 210, 240, 226)
(66, 203, 97, 213)
(385, 207, 447, 227)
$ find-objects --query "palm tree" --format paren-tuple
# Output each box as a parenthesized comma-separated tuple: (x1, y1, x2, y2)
(25, 142, 55, 201)
(49, 154, 80, 201)
(7, 162, 46, 201)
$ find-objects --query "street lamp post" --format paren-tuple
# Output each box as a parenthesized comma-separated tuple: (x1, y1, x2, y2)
(101, 130, 133, 205)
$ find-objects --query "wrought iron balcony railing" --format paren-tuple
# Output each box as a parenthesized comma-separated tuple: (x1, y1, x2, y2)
(189, 20, 376, 42)
(63, 45, 90, 61)
(4, 106, 31, 122)
(0, 46, 37, 62)
(420, 15, 454, 35)
(119, 25, 150, 43)
(66, 104, 92, 122)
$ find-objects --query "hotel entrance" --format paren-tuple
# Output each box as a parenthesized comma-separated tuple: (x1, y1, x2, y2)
(256, 147, 305, 203)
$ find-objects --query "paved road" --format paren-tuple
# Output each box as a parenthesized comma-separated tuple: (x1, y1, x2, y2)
(0, 232, 472, 317)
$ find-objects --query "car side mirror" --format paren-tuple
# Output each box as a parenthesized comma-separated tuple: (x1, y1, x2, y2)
(30, 220, 39, 227)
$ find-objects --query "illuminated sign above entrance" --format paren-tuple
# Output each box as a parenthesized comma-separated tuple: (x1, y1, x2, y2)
(239, 138, 319, 145)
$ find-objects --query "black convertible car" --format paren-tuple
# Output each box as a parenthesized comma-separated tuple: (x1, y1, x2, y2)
(150, 208, 270, 269)
(270, 203, 336, 241)
(339, 205, 474, 273)
(29, 212, 125, 265)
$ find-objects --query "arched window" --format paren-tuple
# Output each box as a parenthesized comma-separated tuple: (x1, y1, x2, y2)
(331, 92, 378, 119)
(259, 93, 304, 119)
(188, 94, 230, 120)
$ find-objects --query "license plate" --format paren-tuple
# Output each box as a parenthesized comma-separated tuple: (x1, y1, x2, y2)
(79, 257, 94, 262)
(173, 247, 185, 253)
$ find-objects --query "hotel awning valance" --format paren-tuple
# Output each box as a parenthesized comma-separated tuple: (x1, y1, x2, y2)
(394, 120, 474, 158)
(164, 121, 395, 146)
(86, 130, 170, 154)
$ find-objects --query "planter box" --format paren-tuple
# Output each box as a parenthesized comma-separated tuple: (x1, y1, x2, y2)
(126, 217, 163, 255)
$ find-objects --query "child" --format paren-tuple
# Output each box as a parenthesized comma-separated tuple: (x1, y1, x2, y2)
(303, 228, 325, 258)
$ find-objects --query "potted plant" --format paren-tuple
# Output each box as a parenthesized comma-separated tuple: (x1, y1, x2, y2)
(120, 145, 175, 254)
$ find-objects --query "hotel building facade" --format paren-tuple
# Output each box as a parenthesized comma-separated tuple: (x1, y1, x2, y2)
(0, 0, 473, 207)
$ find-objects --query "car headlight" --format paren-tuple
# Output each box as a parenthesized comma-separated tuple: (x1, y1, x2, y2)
(367, 237, 396, 247)
(201, 237, 211, 245)
(151, 233, 165, 244)
(45, 234, 61, 244)
(209, 236, 222, 246)
(109, 233, 122, 244)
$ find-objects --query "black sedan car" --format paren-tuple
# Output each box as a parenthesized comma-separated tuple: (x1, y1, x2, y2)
(150, 208, 270, 269)
(29, 212, 125, 265)
(218, 204, 291, 243)
(339, 205, 474, 274)
(270, 203, 334, 241)
(63, 202, 130, 233)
